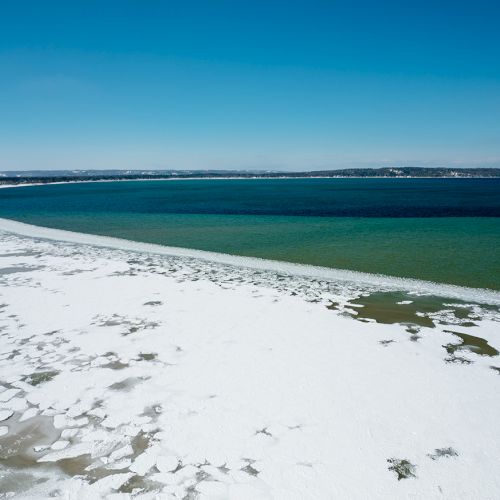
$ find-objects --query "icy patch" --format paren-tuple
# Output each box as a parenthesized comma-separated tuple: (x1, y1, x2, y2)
(0, 224, 499, 499)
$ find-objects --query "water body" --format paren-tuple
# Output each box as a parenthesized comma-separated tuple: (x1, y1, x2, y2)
(1, 178, 499, 289)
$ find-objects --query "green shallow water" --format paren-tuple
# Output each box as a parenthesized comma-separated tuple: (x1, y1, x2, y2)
(3, 211, 499, 290)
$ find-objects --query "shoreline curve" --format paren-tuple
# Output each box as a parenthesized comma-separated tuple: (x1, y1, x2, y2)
(1, 217, 499, 305)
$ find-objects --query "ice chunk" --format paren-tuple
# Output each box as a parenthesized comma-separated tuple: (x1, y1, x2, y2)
(130, 450, 158, 475)
(51, 440, 70, 450)
(12, 380, 34, 392)
(90, 439, 124, 459)
(33, 445, 49, 452)
(19, 408, 38, 422)
(0, 388, 20, 402)
(156, 455, 179, 473)
(150, 472, 178, 485)
(87, 407, 107, 419)
(110, 444, 134, 462)
(53, 414, 89, 429)
(38, 442, 94, 462)
(90, 473, 133, 494)
(61, 428, 79, 439)
(67, 401, 93, 418)
(0, 409, 13, 421)
(4, 397, 28, 412)
(53, 414, 70, 429)
(107, 458, 132, 470)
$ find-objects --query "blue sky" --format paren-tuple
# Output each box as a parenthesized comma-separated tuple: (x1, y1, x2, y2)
(1, 0, 499, 171)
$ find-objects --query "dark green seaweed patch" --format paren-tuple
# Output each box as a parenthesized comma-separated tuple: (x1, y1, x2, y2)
(102, 360, 129, 370)
(137, 353, 157, 361)
(427, 447, 458, 460)
(387, 458, 417, 480)
(24, 370, 59, 386)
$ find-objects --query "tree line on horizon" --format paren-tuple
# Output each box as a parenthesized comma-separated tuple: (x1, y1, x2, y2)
(1, 167, 499, 185)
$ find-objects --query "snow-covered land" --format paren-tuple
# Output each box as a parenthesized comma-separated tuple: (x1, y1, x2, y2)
(0, 219, 499, 499)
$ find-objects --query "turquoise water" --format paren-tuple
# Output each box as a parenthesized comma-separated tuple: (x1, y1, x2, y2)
(1, 179, 499, 289)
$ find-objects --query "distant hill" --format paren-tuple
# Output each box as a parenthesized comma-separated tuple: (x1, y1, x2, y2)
(1, 167, 499, 186)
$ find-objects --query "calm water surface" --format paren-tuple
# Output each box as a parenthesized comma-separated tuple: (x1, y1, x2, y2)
(1, 179, 499, 289)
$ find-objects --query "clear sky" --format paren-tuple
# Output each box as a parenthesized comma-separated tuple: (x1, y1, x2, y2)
(1, 0, 499, 171)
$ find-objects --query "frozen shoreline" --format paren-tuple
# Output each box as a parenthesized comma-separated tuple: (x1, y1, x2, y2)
(0, 225, 499, 498)
(1, 217, 499, 305)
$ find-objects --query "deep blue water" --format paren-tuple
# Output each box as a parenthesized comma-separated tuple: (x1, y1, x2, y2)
(1, 178, 499, 217)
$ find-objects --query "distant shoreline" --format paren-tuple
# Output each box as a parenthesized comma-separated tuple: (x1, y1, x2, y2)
(1, 166, 499, 188)
(2, 174, 500, 189)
